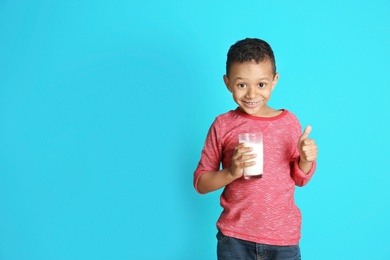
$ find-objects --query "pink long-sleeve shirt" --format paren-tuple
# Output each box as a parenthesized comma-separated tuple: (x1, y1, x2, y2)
(194, 108, 316, 246)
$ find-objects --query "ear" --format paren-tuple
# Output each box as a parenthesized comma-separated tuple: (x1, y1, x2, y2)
(223, 75, 232, 92)
(271, 73, 279, 90)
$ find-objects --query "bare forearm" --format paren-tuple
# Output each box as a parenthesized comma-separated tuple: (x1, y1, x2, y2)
(197, 169, 239, 194)
(298, 157, 313, 174)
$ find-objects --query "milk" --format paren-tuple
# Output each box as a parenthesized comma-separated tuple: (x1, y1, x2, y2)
(238, 132, 263, 179)
(242, 141, 263, 177)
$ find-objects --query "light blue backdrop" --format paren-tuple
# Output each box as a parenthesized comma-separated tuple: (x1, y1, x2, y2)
(1, 0, 389, 259)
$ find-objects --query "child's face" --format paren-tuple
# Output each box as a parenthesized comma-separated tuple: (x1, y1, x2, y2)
(223, 60, 279, 117)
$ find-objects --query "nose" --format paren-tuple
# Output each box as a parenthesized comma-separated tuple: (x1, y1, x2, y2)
(245, 86, 257, 98)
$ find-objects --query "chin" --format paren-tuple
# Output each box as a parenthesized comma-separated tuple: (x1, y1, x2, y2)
(240, 106, 261, 115)
(242, 109, 258, 116)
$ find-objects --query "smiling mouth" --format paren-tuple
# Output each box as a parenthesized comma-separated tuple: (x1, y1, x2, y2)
(243, 100, 261, 106)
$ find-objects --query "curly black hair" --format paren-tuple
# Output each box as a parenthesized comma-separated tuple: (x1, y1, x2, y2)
(226, 38, 276, 76)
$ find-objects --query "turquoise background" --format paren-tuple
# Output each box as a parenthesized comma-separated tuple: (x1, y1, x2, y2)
(1, 0, 389, 259)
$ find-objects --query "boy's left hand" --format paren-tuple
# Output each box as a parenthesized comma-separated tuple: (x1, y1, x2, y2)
(298, 125, 318, 163)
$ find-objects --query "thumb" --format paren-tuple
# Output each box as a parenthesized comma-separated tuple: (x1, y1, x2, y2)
(299, 125, 312, 142)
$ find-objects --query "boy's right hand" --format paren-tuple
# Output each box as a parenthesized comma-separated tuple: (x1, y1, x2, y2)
(228, 143, 257, 179)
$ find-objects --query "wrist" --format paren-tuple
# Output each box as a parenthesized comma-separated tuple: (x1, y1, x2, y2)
(226, 168, 242, 181)
(298, 157, 313, 174)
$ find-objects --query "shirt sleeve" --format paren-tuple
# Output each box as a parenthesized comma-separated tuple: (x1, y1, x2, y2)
(193, 120, 222, 193)
(291, 157, 316, 186)
(289, 114, 316, 187)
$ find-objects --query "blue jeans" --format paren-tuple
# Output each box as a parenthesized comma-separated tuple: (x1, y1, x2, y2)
(216, 230, 301, 260)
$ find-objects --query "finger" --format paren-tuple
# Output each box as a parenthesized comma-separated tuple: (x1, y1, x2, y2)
(301, 147, 318, 160)
(242, 160, 256, 168)
(304, 153, 317, 162)
(302, 149, 316, 158)
(233, 147, 254, 162)
(302, 156, 316, 163)
(299, 125, 312, 142)
(236, 143, 245, 150)
(238, 146, 253, 155)
(242, 153, 257, 161)
(301, 142, 318, 152)
(233, 143, 245, 155)
(301, 138, 315, 147)
(301, 146, 317, 153)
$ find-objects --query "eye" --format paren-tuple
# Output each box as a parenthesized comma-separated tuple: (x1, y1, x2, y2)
(258, 83, 266, 88)
(238, 83, 247, 88)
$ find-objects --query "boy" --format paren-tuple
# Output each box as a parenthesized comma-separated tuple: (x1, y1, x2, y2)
(193, 38, 318, 259)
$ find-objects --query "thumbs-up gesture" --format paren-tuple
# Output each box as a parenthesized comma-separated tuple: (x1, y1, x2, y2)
(298, 126, 318, 164)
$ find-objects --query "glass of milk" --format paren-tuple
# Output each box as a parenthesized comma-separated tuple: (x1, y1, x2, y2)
(238, 132, 263, 179)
